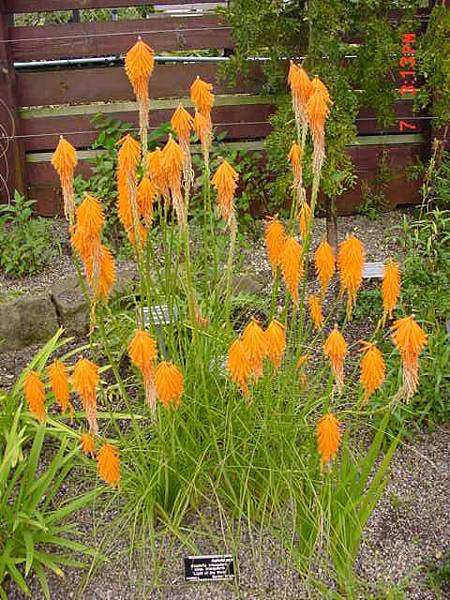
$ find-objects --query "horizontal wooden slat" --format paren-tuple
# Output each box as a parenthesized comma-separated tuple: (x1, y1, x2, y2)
(5, 0, 219, 13)
(16, 62, 265, 107)
(26, 141, 426, 216)
(9, 15, 232, 61)
(19, 103, 275, 150)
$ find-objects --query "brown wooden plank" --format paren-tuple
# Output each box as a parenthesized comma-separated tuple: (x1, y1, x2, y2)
(0, 0, 26, 202)
(10, 15, 232, 61)
(357, 101, 428, 135)
(6, 0, 217, 13)
(17, 63, 265, 107)
(27, 142, 427, 216)
(19, 104, 275, 151)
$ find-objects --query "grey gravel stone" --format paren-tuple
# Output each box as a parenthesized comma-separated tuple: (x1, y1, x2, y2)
(0, 292, 58, 352)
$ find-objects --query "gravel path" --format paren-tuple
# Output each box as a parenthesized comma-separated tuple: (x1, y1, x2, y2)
(6, 426, 449, 599)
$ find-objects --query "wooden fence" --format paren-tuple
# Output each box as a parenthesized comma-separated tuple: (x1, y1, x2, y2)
(0, 0, 440, 215)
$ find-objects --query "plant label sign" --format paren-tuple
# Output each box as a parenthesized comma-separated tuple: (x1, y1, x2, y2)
(363, 262, 384, 280)
(143, 304, 177, 326)
(184, 554, 234, 582)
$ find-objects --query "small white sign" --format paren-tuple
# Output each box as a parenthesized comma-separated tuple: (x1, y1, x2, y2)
(143, 304, 177, 326)
(363, 261, 384, 279)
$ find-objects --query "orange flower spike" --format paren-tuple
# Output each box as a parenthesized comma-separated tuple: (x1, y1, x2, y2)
(227, 339, 252, 397)
(337, 235, 365, 317)
(382, 260, 401, 321)
(162, 135, 185, 222)
(162, 135, 184, 188)
(265, 320, 286, 369)
(128, 330, 158, 413)
(47, 360, 73, 416)
(155, 361, 184, 408)
(323, 326, 348, 393)
(311, 75, 332, 105)
(316, 413, 341, 468)
(193, 109, 212, 152)
(97, 443, 120, 491)
(314, 240, 336, 296)
(391, 315, 427, 400)
(288, 62, 313, 111)
(171, 103, 194, 145)
(147, 147, 169, 199)
(72, 358, 99, 435)
(117, 134, 141, 176)
(124, 37, 154, 99)
(190, 76, 214, 116)
(80, 432, 95, 459)
(288, 141, 302, 186)
(23, 371, 46, 423)
(51, 136, 77, 220)
(265, 217, 286, 274)
(75, 194, 104, 238)
(308, 294, 324, 331)
(360, 341, 386, 404)
(137, 176, 156, 227)
(298, 202, 311, 240)
(241, 318, 268, 379)
(280, 236, 303, 305)
(211, 159, 239, 227)
(98, 245, 116, 300)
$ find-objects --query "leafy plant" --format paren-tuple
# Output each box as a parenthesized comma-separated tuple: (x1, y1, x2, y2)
(0, 192, 59, 277)
(0, 332, 99, 599)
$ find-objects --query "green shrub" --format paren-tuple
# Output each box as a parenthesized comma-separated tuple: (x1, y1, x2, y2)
(0, 192, 58, 277)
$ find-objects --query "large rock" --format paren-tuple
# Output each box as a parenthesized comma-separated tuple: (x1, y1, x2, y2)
(0, 293, 59, 352)
(50, 267, 138, 336)
(51, 275, 89, 337)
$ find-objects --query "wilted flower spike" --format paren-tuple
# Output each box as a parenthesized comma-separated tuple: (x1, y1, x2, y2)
(265, 217, 286, 275)
(323, 326, 348, 393)
(314, 240, 335, 296)
(227, 339, 252, 397)
(51, 136, 77, 220)
(47, 360, 73, 416)
(308, 294, 324, 331)
(360, 342, 385, 404)
(391, 316, 427, 400)
(306, 77, 332, 175)
(242, 318, 268, 380)
(81, 432, 95, 459)
(128, 330, 158, 413)
(211, 159, 239, 227)
(288, 62, 313, 126)
(338, 235, 365, 318)
(72, 358, 99, 435)
(97, 443, 120, 491)
(288, 141, 302, 187)
(193, 109, 212, 153)
(155, 362, 184, 408)
(317, 413, 341, 468)
(382, 260, 401, 321)
(280, 236, 303, 305)
(298, 203, 311, 240)
(265, 320, 286, 369)
(24, 371, 46, 423)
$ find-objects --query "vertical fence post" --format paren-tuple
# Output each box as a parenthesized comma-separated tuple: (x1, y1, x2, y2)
(0, 0, 26, 202)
